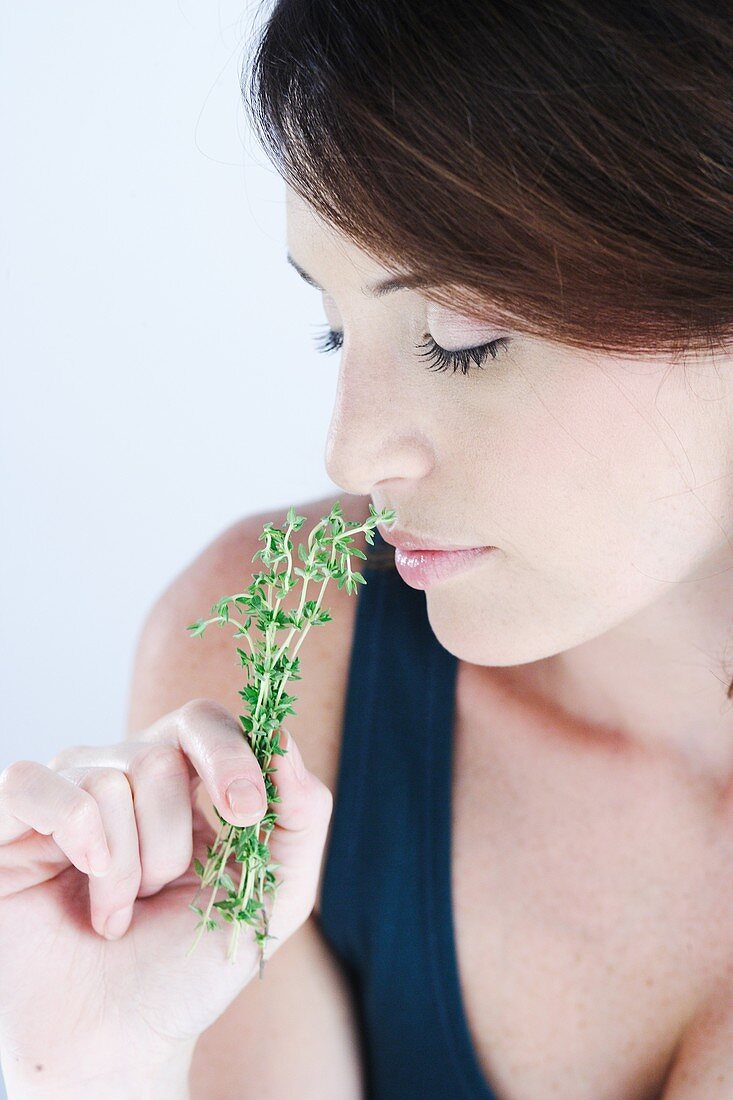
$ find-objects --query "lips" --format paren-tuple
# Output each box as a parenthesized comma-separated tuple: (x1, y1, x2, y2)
(392, 545, 497, 589)
(377, 524, 491, 553)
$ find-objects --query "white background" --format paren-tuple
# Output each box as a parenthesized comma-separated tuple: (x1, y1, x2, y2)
(0, 5, 337, 1084)
(1, 0, 339, 768)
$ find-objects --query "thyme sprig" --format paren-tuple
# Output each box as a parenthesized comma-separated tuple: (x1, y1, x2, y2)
(183, 500, 396, 974)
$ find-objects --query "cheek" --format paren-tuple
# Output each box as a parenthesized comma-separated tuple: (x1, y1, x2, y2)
(509, 422, 701, 591)
(422, 365, 712, 667)
(463, 351, 691, 573)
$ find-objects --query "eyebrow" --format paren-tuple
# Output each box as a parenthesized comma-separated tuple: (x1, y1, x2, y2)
(286, 252, 433, 300)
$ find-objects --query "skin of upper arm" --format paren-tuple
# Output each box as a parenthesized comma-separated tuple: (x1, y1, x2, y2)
(123, 494, 370, 1099)
(124, 516, 260, 738)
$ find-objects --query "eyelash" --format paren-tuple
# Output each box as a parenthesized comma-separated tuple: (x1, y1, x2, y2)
(312, 324, 509, 376)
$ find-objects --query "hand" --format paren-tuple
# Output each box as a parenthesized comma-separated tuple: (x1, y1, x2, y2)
(0, 699, 332, 1086)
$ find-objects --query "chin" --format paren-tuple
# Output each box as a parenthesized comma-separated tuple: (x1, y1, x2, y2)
(422, 589, 570, 670)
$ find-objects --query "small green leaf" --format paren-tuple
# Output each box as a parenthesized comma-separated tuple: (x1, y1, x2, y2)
(185, 501, 370, 966)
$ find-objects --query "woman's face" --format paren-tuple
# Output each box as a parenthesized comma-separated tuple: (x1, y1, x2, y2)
(286, 185, 733, 751)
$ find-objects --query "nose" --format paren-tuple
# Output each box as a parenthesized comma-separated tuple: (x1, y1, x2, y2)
(323, 355, 434, 496)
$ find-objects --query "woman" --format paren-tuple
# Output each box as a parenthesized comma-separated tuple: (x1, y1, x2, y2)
(1, 2, 732, 1097)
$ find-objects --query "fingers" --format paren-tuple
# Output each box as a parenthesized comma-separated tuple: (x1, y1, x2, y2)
(0, 703, 330, 945)
(0, 761, 143, 939)
(0, 760, 112, 876)
(56, 765, 141, 939)
(283, 728, 334, 834)
(49, 743, 195, 902)
(269, 726, 325, 830)
(141, 699, 268, 828)
(264, 727, 334, 928)
(49, 700, 269, 831)
(127, 744, 193, 899)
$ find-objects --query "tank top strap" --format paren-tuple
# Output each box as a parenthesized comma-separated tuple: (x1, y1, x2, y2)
(319, 524, 441, 965)
(318, 525, 502, 1099)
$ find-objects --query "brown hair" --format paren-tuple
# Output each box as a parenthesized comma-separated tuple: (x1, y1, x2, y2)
(240, 0, 733, 687)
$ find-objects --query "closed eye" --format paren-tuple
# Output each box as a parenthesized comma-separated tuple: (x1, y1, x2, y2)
(312, 324, 509, 377)
(415, 334, 510, 375)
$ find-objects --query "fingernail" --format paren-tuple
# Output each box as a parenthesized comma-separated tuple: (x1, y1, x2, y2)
(226, 778, 266, 818)
(87, 847, 112, 878)
(104, 904, 133, 941)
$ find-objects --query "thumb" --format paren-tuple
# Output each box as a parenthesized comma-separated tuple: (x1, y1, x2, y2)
(268, 725, 333, 833)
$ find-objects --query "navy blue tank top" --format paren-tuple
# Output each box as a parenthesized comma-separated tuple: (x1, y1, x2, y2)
(318, 527, 501, 1100)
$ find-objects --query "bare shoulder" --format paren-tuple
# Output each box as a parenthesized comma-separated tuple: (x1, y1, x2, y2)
(126, 490, 373, 907)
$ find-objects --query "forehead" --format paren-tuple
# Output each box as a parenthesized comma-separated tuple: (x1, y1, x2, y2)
(283, 185, 506, 329)
(285, 185, 342, 253)
(285, 184, 393, 285)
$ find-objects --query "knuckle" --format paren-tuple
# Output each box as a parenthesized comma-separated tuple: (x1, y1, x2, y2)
(134, 743, 187, 782)
(207, 742, 256, 776)
(62, 791, 102, 832)
(45, 746, 88, 772)
(178, 697, 229, 727)
(109, 865, 141, 901)
(83, 767, 131, 801)
(0, 759, 40, 791)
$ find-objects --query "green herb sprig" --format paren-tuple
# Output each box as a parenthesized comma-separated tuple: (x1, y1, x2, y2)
(183, 499, 396, 974)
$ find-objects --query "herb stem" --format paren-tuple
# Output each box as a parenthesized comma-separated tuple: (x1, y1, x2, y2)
(184, 502, 395, 972)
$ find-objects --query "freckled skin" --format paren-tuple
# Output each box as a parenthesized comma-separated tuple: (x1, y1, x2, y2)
(286, 183, 733, 795)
